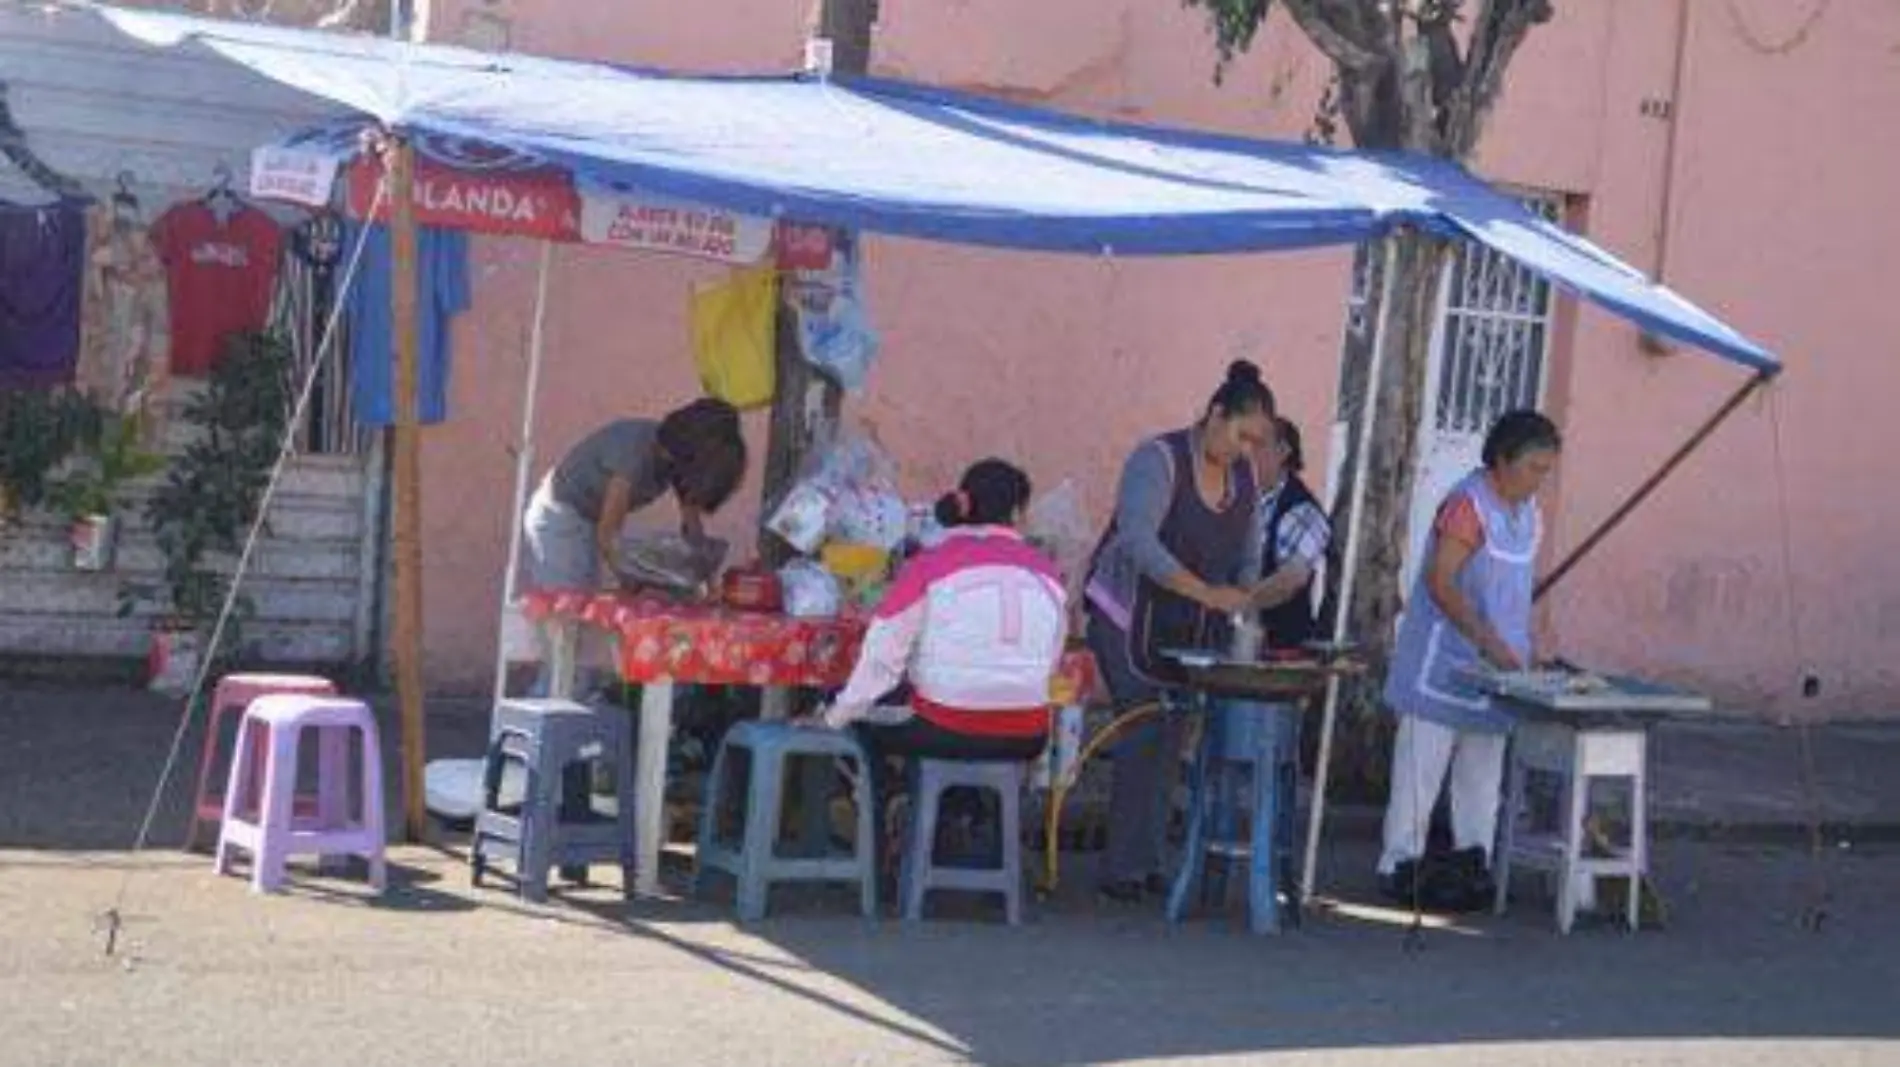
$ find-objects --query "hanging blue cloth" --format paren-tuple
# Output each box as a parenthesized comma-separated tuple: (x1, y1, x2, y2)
(344, 221, 471, 426)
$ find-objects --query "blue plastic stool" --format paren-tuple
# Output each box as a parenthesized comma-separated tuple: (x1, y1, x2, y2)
(900, 759, 1027, 925)
(696, 722, 877, 922)
(1165, 699, 1301, 934)
(470, 699, 636, 903)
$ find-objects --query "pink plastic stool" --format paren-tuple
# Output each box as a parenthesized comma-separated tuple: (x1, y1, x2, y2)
(186, 673, 338, 851)
(215, 694, 388, 894)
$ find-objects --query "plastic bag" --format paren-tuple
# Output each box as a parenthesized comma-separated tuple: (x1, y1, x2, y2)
(810, 428, 898, 496)
(1024, 479, 1093, 589)
(767, 427, 903, 553)
(690, 264, 778, 410)
(766, 482, 834, 555)
(787, 235, 879, 391)
(779, 559, 842, 618)
(833, 486, 908, 550)
(615, 528, 730, 592)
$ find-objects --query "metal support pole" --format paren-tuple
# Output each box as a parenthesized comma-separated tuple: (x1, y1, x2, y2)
(491, 241, 556, 707)
(1301, 235, 1401, 903)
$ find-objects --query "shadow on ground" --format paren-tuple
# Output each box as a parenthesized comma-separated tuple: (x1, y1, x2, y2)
(4, 682, 1897, 1066)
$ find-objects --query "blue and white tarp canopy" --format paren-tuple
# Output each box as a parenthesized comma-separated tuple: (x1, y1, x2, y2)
(95, 3, 1776, 373)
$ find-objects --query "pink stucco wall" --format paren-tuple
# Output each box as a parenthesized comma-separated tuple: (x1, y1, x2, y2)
(413, 0, 1899, 720)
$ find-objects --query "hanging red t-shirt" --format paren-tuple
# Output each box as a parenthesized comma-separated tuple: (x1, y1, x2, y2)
(152, 201, 282, 376)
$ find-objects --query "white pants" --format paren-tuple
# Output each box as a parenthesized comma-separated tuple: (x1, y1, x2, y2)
(1378, 716, 1507, 875)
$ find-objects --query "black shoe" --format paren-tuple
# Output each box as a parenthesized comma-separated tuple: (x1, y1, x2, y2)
(1418, 847, 1492, 914)
(1379, 859, 1422, 904)
(1098, 879, 1147, 905)
(1143, 873, 1172, 897)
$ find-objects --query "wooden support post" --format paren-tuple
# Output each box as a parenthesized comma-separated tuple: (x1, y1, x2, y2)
(387, 137, 429, 842)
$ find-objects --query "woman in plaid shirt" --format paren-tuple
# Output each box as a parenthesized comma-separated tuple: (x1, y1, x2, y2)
(1253, 418, 1332, 648)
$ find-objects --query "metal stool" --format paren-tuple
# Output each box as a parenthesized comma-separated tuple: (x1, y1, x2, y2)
(696, 722, 877, 922)
(470, 699, 636, 903)
(1166, 699, 1301, 934)
(900, 758, 1027, 925)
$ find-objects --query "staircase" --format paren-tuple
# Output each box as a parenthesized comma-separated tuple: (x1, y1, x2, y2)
(0, 386, 379, 674)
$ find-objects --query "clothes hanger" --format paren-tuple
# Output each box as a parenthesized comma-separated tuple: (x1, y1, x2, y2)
(203, 160, 242, 222)
(111, 170, 141, 227)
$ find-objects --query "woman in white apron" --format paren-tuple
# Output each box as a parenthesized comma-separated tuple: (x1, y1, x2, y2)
(1378, 410, 1562, 911)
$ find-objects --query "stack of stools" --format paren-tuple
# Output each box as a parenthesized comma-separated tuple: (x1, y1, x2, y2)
(186, 673, 339, 851)
(900, 759, 1029, 925)
(471, 699, 637, 903)
(215, 693, 388, 894)
(696, 722, 877, 922)
(1165, 700, 1302, 934)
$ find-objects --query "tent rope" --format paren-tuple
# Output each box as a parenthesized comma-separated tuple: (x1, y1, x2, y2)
(99, 181, 389, 958)
(1764, 383, 1831, 932)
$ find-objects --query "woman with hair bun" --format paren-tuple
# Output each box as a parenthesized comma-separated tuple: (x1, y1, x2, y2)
(807, 459, 1068, 881)
(1083, 359, 1278, 903)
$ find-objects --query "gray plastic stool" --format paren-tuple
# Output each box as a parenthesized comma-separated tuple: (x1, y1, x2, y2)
(900, 759, 1027, 925)
(696, 721, 877, 922)
(471, 699, 636, 903)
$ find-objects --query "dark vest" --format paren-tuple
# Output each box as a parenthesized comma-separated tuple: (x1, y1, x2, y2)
(1126, 429, 1258, 685)
(1259, 474, 1324, 650)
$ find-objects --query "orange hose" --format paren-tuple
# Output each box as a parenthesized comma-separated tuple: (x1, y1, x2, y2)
(1039, 701, 1163, 895)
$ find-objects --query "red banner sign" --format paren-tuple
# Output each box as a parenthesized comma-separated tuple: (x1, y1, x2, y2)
(346, 133, 581, 241)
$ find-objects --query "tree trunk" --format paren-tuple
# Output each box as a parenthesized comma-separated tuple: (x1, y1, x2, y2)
(1320, 230, 1449, 800)
(759, 0, 876, 566)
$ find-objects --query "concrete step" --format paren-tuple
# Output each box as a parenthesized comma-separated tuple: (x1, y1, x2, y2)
(0, 570, 360, 626)
(0, 531, 361, 583)
(0, 612, 353, 663)
(10, 491, 366, 544)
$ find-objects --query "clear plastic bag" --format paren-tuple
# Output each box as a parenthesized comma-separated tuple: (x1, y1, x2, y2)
(615, 528, 730, 592)
(779, 559, 842, 618)
(787, 234, 880, 391)
(767, 427, 905, 553)
(1024, 479, 1093, 589)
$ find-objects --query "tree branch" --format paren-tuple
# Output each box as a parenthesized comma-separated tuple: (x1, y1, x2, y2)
(1281, 0, 1390, 73)
(1445, 0, 1553, 157)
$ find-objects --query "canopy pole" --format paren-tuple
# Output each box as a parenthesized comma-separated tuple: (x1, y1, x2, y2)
(1534, 369, 1773, 602)
(1301, 234, 1402, 904)
(387, 135, 429, 843)
(492, 241, 555, 708)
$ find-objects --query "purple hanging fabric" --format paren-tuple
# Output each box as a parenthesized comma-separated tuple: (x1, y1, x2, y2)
(0, 200, 85, 390)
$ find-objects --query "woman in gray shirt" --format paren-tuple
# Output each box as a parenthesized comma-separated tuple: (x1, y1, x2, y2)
(1083, 360, 1276, 903)
(522, 398, 747, 691)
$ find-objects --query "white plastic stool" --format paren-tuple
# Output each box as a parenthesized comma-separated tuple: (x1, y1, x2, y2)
(1493, 718, 1649, 934)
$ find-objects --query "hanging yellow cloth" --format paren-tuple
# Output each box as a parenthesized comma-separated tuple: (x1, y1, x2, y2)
(690, 264, 778, 410)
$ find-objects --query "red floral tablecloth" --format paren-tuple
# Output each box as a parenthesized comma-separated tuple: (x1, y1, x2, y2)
(521, 589, 1097, 699)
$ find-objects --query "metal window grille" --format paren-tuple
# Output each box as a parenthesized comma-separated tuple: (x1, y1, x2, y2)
(1342, 194, 1564, 428)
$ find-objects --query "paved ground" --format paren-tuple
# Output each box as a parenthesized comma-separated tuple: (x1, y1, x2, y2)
(3, 683, 1898, 1066)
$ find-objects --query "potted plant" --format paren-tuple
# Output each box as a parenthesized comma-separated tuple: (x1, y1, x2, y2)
(120, 332, 290, 693)
(49, 413, 165, 571)
(0, 390, 105, 533)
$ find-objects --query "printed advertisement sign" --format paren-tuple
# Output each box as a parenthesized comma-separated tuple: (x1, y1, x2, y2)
(580, 187, 773, 264)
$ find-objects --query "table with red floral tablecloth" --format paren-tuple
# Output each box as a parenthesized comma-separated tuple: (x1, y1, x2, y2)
(518, 588, 1098, 896)
(520, 588, 1095, 697)
(521, 589, 866, 688)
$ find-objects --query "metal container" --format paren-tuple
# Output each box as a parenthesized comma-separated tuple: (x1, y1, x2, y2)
(1228, 612, 1263, 662)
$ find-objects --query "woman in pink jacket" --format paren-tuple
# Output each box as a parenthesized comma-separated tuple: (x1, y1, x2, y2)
(808, 459, 1068, 871)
